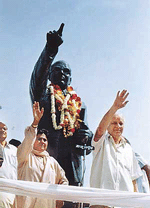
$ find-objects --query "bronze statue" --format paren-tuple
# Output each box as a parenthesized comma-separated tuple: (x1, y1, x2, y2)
(30, 23, 93, 186)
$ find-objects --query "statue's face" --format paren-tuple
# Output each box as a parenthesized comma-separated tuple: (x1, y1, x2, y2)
(49, 61, 72, 90)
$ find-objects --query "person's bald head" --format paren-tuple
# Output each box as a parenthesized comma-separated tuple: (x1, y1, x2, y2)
(107, 114, 125, 140)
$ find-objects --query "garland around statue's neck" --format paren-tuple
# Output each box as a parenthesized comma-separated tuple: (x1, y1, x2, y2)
(48, 84, 82, 138)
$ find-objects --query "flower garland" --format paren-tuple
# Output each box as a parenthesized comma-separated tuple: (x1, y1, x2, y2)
(48, 84, 82, 138)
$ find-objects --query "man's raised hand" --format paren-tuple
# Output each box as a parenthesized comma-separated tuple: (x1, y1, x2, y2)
(113, 90, 129, 110)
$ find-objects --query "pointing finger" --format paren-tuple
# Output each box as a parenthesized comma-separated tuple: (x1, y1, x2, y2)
(57, 23, 65, 36)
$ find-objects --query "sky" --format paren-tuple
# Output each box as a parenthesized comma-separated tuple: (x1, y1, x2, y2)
(1, 0, 150, 186)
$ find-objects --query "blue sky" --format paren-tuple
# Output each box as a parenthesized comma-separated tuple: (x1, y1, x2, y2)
(1, 0, 150, 186)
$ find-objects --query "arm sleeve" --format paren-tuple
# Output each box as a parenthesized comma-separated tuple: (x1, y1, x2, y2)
(92, 133, 106, 158)
(54, 159, 69, 185)
(30, 45, 57, 103)
(131, 151, 143, 180)
(74, 102, 93, 154)
(134, 152, 148, 169)
(17, 126, 37, 164)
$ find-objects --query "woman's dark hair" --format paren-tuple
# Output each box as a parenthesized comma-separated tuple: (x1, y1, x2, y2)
(37, 129, 49, 138)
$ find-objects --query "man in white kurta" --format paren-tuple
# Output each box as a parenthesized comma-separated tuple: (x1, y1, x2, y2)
(0, 122, 17, 208)
(15, 102, 68, 208)
(90, 133, 141, 191)
(90, 90, 142, 207)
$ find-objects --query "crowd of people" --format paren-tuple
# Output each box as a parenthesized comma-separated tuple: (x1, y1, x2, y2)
(0, 24, 150, 208)
(0, 93, 150, 208)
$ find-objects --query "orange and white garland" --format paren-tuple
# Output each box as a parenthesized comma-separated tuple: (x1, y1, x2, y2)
(48, 84, 82, 138)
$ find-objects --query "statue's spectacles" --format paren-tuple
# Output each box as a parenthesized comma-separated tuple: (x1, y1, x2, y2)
(52, 67, 71, 75)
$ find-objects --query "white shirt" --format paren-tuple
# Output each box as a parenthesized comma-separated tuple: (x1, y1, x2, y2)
(0, 143, 17, 208)
(90, 133, 142, 192)
(0, 143, 17, 180)
(135, 152, 150, 193)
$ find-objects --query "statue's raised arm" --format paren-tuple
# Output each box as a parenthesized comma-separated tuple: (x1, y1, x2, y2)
(30, 23, 64, 103)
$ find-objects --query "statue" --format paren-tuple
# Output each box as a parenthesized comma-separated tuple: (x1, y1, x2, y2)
(30, 23, 93, 186)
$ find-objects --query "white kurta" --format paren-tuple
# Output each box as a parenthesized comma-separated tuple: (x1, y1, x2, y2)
(15, 126, 68, 208)
(0, 143, 17, 208)
(90, 133, 142, 192)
